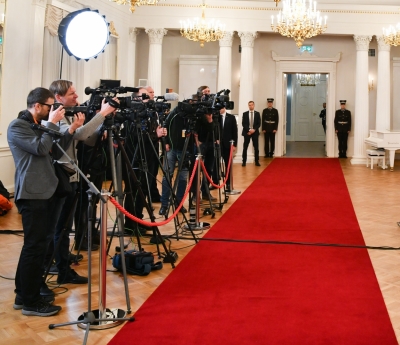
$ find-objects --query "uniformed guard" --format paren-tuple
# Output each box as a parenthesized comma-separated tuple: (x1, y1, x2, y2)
(334, 100, 351, 158)
(261, 98, 279, 157)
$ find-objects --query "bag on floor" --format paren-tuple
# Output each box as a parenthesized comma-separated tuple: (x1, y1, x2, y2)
(112, 250, 163, 276)
(0, 180, 12, 216)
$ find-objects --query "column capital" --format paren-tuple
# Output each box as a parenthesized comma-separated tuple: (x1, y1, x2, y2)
(145, 28, 168, 45)
(238, 31, 258, 48)
(32, 0, 47, 7)
(376, 36, 391, 52)
(219, 31, 234, 47)
(129, 27, 140, 43)
(353, 35, 372, 51)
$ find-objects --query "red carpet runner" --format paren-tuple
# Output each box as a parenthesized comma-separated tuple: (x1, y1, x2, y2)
(109, 158, 397, 345)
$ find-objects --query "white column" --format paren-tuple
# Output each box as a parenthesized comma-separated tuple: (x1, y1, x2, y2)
(393, 58, 400, 130)
(217, 31, 234, 92)
(29, 0, 46, 89)
(237, 31, 257, 163)
(351, 35, 372, 165)
(128, 27, 139, 87)
(145, 28, 167, 95)
(375, 36, 391, 131)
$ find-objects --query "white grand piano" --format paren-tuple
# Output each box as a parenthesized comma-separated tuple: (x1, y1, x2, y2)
(365, 130, 400, 171)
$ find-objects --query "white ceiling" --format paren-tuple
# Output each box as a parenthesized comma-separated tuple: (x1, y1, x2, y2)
(223, 0, 399, 5)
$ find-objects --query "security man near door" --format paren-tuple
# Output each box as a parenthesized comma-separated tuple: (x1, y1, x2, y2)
(242, 101, 261, 166)
(334, 100, 351, 158)
(261, 98, 279, 158)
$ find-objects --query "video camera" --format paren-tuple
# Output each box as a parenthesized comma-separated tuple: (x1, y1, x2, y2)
(177, 89, 234, 119)
(53, 103, 88, 116)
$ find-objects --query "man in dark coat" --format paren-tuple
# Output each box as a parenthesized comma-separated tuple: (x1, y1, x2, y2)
(242, 101, 261, 166)
(334, 100, 351, 158)
(219, 106, 238, 191)
(319, 102, 326, 133)
(261, 98, 279, 158)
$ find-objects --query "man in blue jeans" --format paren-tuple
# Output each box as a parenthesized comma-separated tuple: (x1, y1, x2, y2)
(159, 106, 189, 216)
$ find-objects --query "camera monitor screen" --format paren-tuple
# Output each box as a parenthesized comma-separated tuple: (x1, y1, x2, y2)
(100, 79, 121, 89)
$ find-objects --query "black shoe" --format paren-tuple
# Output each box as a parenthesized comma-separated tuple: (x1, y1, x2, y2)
(69, 253, 83, 264)
(159, 206, 168, 216)
(40, 283, 54, 297)
(242, 163, 246, 167)
(14, 294, 54, 310)
(22, 300, 62, 317)
(255, 162, 261, 166)
(57, 269, 88, 285)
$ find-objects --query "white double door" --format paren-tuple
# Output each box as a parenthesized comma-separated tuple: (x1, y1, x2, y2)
(293, 80, 327, 141)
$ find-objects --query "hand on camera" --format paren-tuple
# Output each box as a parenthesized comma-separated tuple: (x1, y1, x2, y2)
(99, 97, 118, 117)
(156, 126, 167, 138)
(49, 104, 65, 124)
(69, 112, 85, 134)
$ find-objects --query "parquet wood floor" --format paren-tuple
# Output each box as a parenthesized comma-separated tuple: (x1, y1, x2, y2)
(1, 158, 400, 344)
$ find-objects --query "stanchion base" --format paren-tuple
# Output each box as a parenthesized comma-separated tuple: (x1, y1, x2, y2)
(226, 190, 241, 195)
(183, 222, 211, 230)
(77, 308, 127, 330)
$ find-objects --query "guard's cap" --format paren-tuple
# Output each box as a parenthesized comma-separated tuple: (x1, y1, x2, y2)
(267, 98, 274, 102)
(340, 100, 346, 104)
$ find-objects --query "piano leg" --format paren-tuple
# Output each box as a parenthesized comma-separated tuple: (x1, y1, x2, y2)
(388, 149, 396, 171)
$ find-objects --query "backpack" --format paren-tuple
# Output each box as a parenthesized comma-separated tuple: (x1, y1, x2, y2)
(112, 250, 163, 276)
(0, 181, 12, 216)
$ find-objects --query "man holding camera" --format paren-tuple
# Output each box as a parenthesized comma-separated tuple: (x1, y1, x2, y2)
(8, 87, 66, 316)
(46, 79, 117, 285)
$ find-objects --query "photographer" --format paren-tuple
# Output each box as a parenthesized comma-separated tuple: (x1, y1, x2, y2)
(46, 80, 117, 285)
(159, 105, 189, 215)
(123, 87, 167, 235)
(8, 87, 65, 316)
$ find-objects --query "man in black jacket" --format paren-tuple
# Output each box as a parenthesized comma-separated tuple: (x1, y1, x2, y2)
(242, 101, 261, 166)
(334, 100, 351, 158)
(219, 106, 238, 191)
(261, 98, 279, 158)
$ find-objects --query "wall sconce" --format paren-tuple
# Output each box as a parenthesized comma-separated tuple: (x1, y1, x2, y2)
(368, 77, 374, 92)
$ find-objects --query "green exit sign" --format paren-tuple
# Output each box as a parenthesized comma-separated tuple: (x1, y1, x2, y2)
(300, 45, 312, 52)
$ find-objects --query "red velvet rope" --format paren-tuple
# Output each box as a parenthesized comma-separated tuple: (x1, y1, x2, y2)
(200, 144, 234, 189)
(109, 159, 199, 227)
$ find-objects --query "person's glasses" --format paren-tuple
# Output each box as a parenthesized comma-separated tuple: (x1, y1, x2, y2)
(39, 103, 54, 108)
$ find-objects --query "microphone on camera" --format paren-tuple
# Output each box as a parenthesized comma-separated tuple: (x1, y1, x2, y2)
(31, 124, 64, 137)
(84, 87, 99, 95)
(163, 92, 179, 101)
(119, 86, 139, 93)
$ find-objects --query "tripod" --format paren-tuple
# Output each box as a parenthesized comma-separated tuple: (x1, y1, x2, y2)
(48, 137, 133, 345)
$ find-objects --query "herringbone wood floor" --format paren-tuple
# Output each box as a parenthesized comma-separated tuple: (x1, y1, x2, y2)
(1, 157, 400, 344)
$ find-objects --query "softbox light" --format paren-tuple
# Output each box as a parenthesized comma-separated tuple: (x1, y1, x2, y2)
(58, 8, 109, 61)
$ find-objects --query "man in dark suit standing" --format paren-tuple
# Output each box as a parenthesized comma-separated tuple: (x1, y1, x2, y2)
(242, 101, 261, 166)
(334, 100, 351, 158)
(219, 106, 238, 192)
(261, 98, 279, 158)
(319, 102, 326, 134)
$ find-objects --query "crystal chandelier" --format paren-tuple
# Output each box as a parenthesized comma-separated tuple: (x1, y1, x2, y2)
(180, 3, 226, 48)
(109, 0, 164, 13)
(271, 0, 327, 48)
(382, 23, 400, 46)
(274, 0, 281, 6)
(296, 73, 320, 86)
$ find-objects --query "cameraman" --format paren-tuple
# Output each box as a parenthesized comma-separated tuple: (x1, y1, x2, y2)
(159, 104, 189, 216)
(46, 80, 117, 285)
(123, 87, 167, 235)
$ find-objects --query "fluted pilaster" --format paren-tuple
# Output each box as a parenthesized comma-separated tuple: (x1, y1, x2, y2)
(375, 36, 391, 131)
(218, 32, 234, 92)
(237, 31, 257, 163)
(128, 27, 139, 87)
(30, 0, 46, 90)
(145, 28, 167, 95)
(351, 35, 372, 165)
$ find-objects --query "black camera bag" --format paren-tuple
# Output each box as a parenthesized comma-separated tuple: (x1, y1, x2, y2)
(112, 250, 163, 276)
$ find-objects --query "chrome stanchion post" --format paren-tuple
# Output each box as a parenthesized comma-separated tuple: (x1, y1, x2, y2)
(226, 140, 241, 195)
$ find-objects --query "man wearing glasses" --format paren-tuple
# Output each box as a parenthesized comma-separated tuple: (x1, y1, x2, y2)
(8, 87, 67, 316)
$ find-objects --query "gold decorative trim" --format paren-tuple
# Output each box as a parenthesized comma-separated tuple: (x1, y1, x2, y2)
(153, 3, 399, 15)
(109, 21, 119, 37)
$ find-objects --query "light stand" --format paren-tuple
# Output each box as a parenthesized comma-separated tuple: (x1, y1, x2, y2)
(47, 137, 133, 344)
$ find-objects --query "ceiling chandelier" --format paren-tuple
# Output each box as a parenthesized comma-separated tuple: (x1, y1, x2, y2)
(271, 0, 327, 48)
(296, 73, 320, 86)
(180, 2, 226, 48)
(274, 0, 281, 6)
(109, 0, 164, 13)
(382, 23, 400, 46)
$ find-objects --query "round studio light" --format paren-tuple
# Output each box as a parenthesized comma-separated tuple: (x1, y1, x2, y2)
(58, 8, 109, 61)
